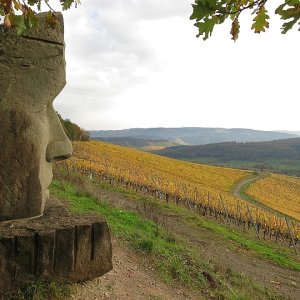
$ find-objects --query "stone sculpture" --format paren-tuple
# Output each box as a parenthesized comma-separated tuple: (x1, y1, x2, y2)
(0, 13, 113, 292)
(0, 13, 73, 221)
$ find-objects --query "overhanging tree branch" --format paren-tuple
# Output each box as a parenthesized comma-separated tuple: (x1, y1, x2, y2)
(190, 0, 300, 41)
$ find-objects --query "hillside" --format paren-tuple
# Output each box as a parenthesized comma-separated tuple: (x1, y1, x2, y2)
(92, 136, 180, 151)
(51, 140, 300, 299)
(246, 173, 300, 220)
(153, 138, 300, 176)
(60, 141, 249, 204)
(90, 127, 297, 146)
(154, 138, 300, 160)
(57, 140, 300, 232)
(51, 176, 300, 300)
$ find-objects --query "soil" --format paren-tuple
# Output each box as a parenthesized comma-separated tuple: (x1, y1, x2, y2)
(233, 174, 261, 200)
(68, 238, 200, 300)
(66, 179, 300, 300)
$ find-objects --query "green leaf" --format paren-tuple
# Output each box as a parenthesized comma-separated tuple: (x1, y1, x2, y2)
(281, 18, 298, 33)
(28, 12, 38, 28)
(276, 2, 300, 33)
(11, 14, 27, 35)
(27, 0, 40, 5)
(285, 0, 300, 6)
(251, 5, 269, 33)
(195, 16, 219, 40)
(190, 1, 215, 21)
(60, 0, 74, 10)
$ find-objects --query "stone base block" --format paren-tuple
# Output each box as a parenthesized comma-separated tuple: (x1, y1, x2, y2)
(0, 198, 113, 292)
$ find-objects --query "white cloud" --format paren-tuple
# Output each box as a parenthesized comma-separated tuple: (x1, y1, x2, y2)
(48, 1, 300, 131)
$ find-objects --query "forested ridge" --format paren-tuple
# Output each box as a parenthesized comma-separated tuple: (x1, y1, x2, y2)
(154, 138, 300, 161)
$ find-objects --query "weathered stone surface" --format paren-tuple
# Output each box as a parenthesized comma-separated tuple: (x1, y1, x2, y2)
(0, 198, 113, 292)
(0, 13, 72, 221)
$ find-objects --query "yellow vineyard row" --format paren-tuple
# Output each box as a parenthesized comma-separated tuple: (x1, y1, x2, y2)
(57, 141, 300, 238)
(247, 174, 300, 221)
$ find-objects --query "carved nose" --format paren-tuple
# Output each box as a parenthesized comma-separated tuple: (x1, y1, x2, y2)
(46, 139, 73, 162)
(46, 104, 73, 162)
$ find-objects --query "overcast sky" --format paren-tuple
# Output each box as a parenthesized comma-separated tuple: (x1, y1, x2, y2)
(52, 0, 299, 131)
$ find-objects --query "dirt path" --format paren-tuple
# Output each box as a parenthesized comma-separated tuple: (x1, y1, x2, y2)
(233, 173, 274, 212)
(233, 173, 294, 218)
(68, 238, 200, 300)
(68, 180, 300, 300)
(233, 174, 262, 200)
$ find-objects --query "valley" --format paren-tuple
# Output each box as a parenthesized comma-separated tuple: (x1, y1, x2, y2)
(51, 174, 300, 299)
(48, 139, 300, 299)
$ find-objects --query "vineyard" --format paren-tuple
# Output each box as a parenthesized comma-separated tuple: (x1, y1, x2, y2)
(56, 141, 300, 249)
(246, 174, 300, 221)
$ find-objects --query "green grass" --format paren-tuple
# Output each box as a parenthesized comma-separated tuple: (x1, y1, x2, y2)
(50, 179, 210, 290)
(0, 281, 71, 300)
(192, 217, 300, 271)
(156, 194, 300, 271)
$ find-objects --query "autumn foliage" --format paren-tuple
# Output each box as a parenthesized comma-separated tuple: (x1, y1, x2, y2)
(57, 113, 89, 142)
(0, 0, 80, 34)
(57, 141, 300, 240)
(190, 0, 300, 41)
(247, 174, 300, 221)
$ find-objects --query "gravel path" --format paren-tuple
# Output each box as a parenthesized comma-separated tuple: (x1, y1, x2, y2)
(68, 238, 200, 300)
(233, 174, 262, 200)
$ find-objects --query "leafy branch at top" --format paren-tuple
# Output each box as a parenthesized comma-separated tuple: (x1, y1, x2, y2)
(190, 0, 300, 41)
(0, 0, 81, 35)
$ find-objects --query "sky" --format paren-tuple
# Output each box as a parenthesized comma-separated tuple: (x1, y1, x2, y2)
(51, 1, 299, 131)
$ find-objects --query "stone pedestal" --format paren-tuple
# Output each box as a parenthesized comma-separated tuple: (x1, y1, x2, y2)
(0, 198, 113, 292)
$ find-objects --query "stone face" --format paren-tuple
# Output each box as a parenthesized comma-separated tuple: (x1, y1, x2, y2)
(0, 198, 113, 292)
(0, 13, 73, 221)
(0, 14, 113, 291)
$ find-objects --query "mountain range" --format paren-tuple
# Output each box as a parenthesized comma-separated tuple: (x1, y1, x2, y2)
(90, 127, 298, 147)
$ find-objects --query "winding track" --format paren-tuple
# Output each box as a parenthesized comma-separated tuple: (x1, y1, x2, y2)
(233, 173, 292, 218)
(233, 173, 262, 200)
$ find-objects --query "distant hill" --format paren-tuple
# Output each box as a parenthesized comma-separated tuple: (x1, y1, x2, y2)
(276, 130, 300, 136)
(90, 127, 297, 146)
(92, 137, 180, 151)
(153, 138, 300, 176)
(153, 138, 300, 160)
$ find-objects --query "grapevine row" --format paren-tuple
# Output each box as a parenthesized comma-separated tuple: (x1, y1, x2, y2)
(57, 141, 300, 248)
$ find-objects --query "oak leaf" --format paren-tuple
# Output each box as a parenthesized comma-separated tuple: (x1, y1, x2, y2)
(251, 5, 270, 33)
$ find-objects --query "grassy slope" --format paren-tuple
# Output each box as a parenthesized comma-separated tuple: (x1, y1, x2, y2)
(64, 141, 300, 238)
(50, 174, 300, 299)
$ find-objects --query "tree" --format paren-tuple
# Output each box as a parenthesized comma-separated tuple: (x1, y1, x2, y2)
(0, 0, 80, 34)
(1, 1, 299, 39)
(57, 113, 90, 141)
(190, 0, 300, 41)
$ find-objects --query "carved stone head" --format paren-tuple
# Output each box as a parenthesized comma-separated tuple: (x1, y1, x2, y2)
(0, 13, 72, 221)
